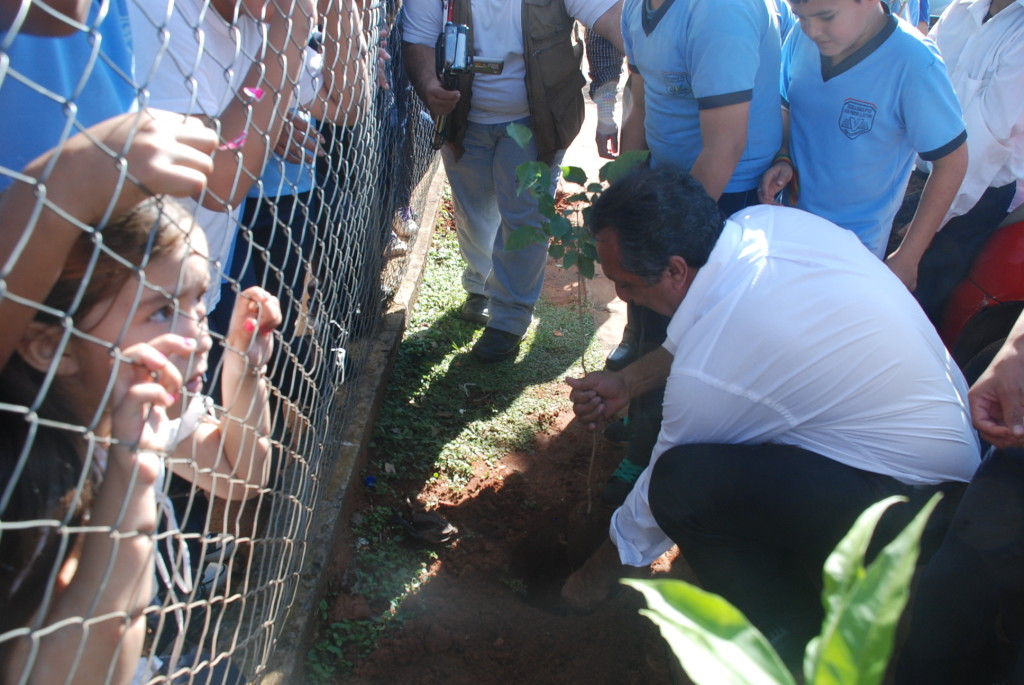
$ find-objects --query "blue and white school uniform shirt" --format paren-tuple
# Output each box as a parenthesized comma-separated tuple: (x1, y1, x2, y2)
(622, 0, 783, 194)
(781, 9, 965, 257)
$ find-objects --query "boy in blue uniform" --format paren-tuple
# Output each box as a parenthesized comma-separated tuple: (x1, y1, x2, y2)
(621, 0, 784, 207)
(758, 0, 967, 291)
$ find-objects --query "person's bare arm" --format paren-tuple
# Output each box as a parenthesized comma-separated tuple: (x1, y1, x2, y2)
(0, 111, 216, 370)
(403, 42, 460, 118)
(201, 0, 316, 210)
(0, 0, 90, 35)
(308, 0, 373, 124)
(758, 107, 792, 205)
(886, 141, 968, 290)
(619, 71, 647, 153)
(589, 1, 624, 54)
(689, 101, 750, 202)
(593, 81, 619, 159)
(171, 287, 280, 501)
(970, 312, 1024, 448)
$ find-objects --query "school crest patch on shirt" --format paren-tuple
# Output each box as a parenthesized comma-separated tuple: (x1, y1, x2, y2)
(661, 71, 691, 96)
(838, 98, 877, 140)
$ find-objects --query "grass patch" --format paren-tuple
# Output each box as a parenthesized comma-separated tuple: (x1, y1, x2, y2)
(304, 189, 604, 682)
(372, 217, 603, 490)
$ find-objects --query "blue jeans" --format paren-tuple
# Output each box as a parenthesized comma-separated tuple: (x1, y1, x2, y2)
(441, 118, 561, 336)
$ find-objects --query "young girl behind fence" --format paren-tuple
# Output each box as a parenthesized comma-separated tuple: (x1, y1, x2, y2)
(1, 197, 281, 684)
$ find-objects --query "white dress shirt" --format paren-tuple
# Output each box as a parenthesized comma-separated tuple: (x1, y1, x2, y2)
(610, 205, 981, 566)
(930, 0, 1024, 220)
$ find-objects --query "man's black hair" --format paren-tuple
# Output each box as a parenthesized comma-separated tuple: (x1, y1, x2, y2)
(588, 164, 724, 283)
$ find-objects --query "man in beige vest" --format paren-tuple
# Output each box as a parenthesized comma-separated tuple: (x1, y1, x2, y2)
(403, 0, 622, 361)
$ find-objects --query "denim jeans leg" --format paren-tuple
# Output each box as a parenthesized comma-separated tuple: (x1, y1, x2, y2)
(441, 123, 501, 298)
(486, 119, 557, 336)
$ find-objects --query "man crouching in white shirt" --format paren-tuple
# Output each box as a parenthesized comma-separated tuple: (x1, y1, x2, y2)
(561, 164, 981, 668)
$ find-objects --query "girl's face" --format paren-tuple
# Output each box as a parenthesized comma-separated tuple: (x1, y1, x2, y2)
(69, 230, 214, 423)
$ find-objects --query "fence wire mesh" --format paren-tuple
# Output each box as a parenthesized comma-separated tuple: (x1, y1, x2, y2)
(0, 0, 437, 682)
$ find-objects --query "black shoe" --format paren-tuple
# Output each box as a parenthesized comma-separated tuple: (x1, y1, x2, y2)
(461, 294, 490, 325)
(600, 458, 646, 506)
(472, 327, 521, 362)
(602, 417, 629, 447)
(605, 341, 637, 371)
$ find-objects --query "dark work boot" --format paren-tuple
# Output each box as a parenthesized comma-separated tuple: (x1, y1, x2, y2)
(460, 293, 490, 325)
(471, 327, 521, 362)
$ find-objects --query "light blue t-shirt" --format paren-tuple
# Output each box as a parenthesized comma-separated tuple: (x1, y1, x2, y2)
(622, 0, 783, 193)
(782, 11, 965, 256)
(887, 0, 922, 25)
(770, 0, 796, 43)
(0, 0, 136, 191)
(247, 157, 315, 200)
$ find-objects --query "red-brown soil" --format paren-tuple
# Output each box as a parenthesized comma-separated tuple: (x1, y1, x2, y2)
(329, 262, 697, 685)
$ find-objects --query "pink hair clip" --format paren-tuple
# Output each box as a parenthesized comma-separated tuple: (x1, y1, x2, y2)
(218, 131, 248, 151)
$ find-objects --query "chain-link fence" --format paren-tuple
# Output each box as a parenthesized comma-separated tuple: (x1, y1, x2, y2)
(0, 0, 437, 682)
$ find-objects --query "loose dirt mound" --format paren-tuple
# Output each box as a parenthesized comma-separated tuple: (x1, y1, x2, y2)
(326, 263, 697, 685)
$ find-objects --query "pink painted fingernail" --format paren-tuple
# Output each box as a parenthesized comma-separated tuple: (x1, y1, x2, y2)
(183, 337, 196, 348)
(243, 87, 265, 101)
(244, 319, 256, 333)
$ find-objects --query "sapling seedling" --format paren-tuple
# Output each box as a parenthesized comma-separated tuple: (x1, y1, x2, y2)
(507, 122, 648, 512)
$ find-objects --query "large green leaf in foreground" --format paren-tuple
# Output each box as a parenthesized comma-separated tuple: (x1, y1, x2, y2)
(804, 494, 940, 685)
(627, 493, 941, 685)
(623, 578, 797, 685)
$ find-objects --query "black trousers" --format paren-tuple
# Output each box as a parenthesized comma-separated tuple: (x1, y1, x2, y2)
(897, 448, 1024, 684)
(913, 182, 1015, 325)
(647, 442, 962, 668)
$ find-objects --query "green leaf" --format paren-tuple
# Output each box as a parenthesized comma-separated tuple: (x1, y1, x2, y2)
(538, 191, 556, 216)
(549, 214, 573, 239)
(515, 162, 546, 197)
(507, 122, 533, 149)
(804, 493, 942, 685)
(625, 579, 797, 685)
(561, 165, 588, 186)
(599, 150, 650, 184)
(821, 497, 901, 617)
(548, 242, 566, 259)
(578, 256, 596, 280)
(580, 240, 598, 260)
(587, 182, 604, 193)
(506, 225, 542, 251)
(562, 251, 579, 269)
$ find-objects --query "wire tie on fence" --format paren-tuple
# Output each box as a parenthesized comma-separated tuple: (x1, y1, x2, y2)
(242, 87, 265, 101)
